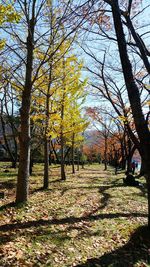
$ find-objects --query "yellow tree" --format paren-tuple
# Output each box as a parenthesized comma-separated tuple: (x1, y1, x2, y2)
(32, 38, 75, 187)
(53, 52, 87, 180)
(65, 103, 88, 174)
(0, 3, 20, 61)
(32, 49, 87, 182)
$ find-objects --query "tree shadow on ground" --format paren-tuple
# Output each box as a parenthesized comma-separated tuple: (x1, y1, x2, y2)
(0, 180, 16, 190)
(111, 176, 147, 198)
(0, 200, 30, 211)
(0, 224, 72, 246)
(0, 172, 16, 178)
(98, 186, 111, 210)
(0, 212, 147, 234)
(0, 201, 16, 211)
(75, 225, 150, 267)
(132, 184, 147, 198)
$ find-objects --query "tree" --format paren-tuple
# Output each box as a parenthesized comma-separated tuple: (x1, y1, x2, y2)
(83, 0, 150, 226)
(52, 52, 87, 180)
(86, 106, 124, 171)
(66, 104, 88, 174)
(32, 42, 87, 183)
(109, 0, 150, 227)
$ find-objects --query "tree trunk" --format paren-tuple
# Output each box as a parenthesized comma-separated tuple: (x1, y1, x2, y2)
(43, 91, 51, 189)
(11, 160, 17, 169)
(120, 139, 126, 170)
(29, 157, 34, 175)
(44, 137, 49, 188)
(60, 55, 66, 181)
(77, 149, 80, 171)
(114, 150, 118, 175)
(49, 147, 52, 165)
(146, 177, 150, 229)
(127, 145, 136, 173)
(16, 17, 35, 203)
(51, 140, 59, 164)
(16, 96, 31, 203)
(140, 159, 145, 176)
(71, 133, 75, 174)
(104, 135, 107, 171)
(60, 132, 66, 180)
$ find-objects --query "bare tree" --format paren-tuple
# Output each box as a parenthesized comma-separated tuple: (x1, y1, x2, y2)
(82, 0, 150, 226)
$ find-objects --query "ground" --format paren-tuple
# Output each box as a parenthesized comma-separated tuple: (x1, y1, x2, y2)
(0, 163, 150, 267)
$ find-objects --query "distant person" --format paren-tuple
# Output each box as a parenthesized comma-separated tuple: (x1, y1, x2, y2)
(134, 162, 139, 174)
(123, 171, 139, 186)
(135, 162, 138, 169)
(131, 161, 136, 174)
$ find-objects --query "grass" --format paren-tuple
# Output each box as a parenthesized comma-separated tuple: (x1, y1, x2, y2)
(0, 163, 149, 267)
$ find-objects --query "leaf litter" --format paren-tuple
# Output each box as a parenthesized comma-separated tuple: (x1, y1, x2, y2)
(0, 164, 149, 266)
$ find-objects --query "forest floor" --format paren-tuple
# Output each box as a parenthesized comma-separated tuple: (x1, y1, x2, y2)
(0, 163, 150, 267)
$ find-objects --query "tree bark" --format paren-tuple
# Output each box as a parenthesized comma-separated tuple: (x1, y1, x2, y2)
(140, 159, 145, 176)
(127, 145, 136, 174)
(104, 134, 107, 171)
(51, 140, 59, 164)
(60, 132, 66, 180)
(44, 137, 49, 188)
(71, 133, 75, 174)
(120, 138, 126, 170)
(43, 91, 51, 189)
(60, 55, 66, 181)
(60, 89, 66, 180)
(146, 177, 150, 228)
(16, 15, 35, 203)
